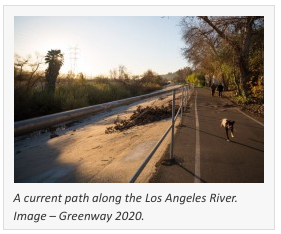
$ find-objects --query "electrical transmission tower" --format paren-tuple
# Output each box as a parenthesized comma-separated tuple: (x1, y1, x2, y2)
(69, 45, 79, 76)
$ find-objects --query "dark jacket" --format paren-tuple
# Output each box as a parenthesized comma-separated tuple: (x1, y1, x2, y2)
(217, 84, 223, 91)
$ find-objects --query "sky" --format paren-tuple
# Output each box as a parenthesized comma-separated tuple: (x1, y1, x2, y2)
(14, 16, 188, 77)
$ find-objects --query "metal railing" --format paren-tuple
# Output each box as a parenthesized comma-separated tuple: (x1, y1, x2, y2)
(14, 83, 194, 184)
(129, 84, 193, 183)
(15, 86, 184, 137)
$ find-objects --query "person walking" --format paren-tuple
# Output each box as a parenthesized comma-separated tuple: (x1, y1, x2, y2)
(217, 83, 224, 98)
(210, 83, 217, 97)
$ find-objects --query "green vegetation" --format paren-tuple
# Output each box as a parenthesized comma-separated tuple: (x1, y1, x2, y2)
(14, 55, 167, 121)
(181, 16, 264, 104)
(186, 72, 205, 87)
(15, 17, 264, 121)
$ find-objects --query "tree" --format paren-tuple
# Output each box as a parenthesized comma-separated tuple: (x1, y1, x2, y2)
(186, 72, 205, 87)
(109, 65, 130, 82)
(141, 70, 156, 85)
(14, 53, 45, 90)
(174, 67, 192, 84)
(118, 65, 129, 81)
(141, 69, 165, 86)
(181, 16, 264, 98)
(26, 52, 44, 90)
(45, 49, 64, 94)
(14, 54, 30, 80)
(109, 69, 118, 79)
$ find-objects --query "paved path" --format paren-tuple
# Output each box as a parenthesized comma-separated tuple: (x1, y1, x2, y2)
(150, 88, 264, 183)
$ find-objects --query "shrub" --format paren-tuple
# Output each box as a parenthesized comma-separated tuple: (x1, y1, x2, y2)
(15, 76, 165, 121)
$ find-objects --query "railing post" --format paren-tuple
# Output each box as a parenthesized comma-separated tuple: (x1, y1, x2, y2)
(170, 90, 175, 160)
(185, 85, 188, 107)
(180, 87, 184, 125)
(129, 85, 192, 181)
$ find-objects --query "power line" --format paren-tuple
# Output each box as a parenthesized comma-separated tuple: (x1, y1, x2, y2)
(69, 45, 79, 76)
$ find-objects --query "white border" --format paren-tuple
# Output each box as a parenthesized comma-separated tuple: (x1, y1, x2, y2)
(2, 4, 276, 232)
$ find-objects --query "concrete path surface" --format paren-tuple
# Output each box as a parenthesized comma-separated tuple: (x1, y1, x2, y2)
(14, 89, 181, 183)
(150, 87, 264, 183)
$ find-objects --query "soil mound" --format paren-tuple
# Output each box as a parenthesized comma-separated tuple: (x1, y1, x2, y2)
(105, 104, 178, 134)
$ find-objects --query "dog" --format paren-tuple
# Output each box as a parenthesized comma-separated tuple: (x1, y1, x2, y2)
(221, 118, 235, 141)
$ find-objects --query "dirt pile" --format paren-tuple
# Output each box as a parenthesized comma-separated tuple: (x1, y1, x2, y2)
(105, 104, 179, 134)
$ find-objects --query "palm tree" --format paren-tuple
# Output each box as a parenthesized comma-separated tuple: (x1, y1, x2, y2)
(45, 49, 64, 93)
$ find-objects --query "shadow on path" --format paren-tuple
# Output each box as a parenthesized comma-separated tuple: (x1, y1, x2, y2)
(174, 161, 207, 183)
(187, 126, 264, 153)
